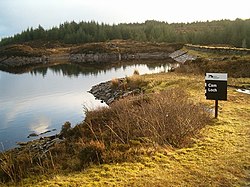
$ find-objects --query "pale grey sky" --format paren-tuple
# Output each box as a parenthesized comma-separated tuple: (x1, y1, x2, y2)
(0, 0, 250, 39)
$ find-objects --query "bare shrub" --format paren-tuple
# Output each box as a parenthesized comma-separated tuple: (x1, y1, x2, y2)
(84, 88, 211, 148)
(60, 121, 71, 138)
(78, 141, 105, 167)
(0, 151, 33, 183)
(0, 153, 16, 182)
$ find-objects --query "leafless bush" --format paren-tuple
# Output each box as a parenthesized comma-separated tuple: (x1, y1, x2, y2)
(78, 141, 105, 167)
(84, 88, 211, 148)
(0, 147, 59, 182)
(0, 151, 33, 183)
(0, 153, 16, 182)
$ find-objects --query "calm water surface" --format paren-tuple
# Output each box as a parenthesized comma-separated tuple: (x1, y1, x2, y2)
(0, 62, 176, 151)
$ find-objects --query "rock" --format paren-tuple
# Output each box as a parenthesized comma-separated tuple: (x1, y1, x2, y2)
(27, 132, 39, 138)
(132, 89, 141, 94)
(40, 130, 51, 135)
(39, 128, 57, 135)
(106, 92, 112, 98)
(114, 91, 121, 98)
(169, 50, 197, 64)
(106, 97, 115, 105)
(89, 78, 142, 105)
(169, 50, 187, 59)
(16, 142, 28, 146)
(0, 56, 49, 68)
(105, 88, 112, 94)
(122, 91, 132, 97)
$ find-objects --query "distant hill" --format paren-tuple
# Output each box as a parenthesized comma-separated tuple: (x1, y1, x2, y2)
(0, 19, 250, 48)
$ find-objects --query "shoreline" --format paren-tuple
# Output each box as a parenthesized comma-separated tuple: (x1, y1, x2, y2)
(89, 78, 142, 105)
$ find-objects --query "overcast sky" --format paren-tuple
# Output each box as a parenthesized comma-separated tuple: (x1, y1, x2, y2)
(0, 0, 250, 39)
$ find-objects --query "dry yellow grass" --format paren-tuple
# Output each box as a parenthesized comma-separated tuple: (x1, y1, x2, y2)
(2, 73, 249, 187)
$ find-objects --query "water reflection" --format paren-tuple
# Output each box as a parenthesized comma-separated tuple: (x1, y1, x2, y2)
(29, 117, 51, 135)
(29, 62, 176, 77)
(0, 62, 177, 151)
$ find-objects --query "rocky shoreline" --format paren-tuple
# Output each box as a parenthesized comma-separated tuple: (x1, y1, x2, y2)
(0, 55, 49, 68)
(15, 135, 63, 155)
(69, 52, 172, 64)
(0, 51, 175, 69)
(89, 78, 141, 105)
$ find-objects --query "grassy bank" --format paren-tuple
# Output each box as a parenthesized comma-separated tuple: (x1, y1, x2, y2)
(177, 47, 250, 78)
(1, 72, 249, 186)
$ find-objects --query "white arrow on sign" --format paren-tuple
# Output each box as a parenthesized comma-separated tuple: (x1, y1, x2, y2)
(205, 73, 227, 81)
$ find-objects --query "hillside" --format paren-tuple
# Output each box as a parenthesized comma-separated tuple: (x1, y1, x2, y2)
(1, 19, 250, 48)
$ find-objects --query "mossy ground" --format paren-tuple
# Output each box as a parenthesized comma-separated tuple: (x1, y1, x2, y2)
(2, 73, 249, 187)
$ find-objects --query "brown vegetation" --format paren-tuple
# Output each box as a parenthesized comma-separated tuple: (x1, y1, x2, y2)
(70, 40, 183, 54)
(84, 89, 210, 147)
(176, 57, 250, 78)
(0, 44, 50, 57)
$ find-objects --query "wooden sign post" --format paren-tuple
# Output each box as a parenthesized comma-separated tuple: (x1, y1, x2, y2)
(205, 73, 227, 118)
